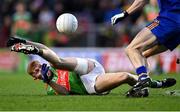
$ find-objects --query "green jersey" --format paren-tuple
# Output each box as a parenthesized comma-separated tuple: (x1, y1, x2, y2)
(46, 67, 88, 95)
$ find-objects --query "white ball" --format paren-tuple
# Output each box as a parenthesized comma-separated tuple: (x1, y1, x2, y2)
(56, 13, 78, 33)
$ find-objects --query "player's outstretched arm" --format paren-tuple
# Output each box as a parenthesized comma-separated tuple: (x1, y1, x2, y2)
(111, 0, 147, 25)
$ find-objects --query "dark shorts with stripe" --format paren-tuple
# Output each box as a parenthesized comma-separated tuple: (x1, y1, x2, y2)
(146, 17, 180, 51)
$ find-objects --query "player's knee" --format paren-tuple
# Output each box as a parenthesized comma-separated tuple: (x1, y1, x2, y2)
(125, 45, 142, 55)
(125, 46, 133, 55)
(142, 52, 149, 58)
(125, 47, 129, 54)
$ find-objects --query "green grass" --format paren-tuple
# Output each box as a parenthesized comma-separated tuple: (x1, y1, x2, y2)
(0, 72, 180, 111)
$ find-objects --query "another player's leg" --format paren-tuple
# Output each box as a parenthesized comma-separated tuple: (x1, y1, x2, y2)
(126, 77, 176, 97)
(142, 44, 168, 58)
(150, 78, 176, 88)
(142, 44, 177, 88)
(125, 27, 159, 88)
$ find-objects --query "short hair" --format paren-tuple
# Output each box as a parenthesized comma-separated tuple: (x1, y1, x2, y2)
(27, 60, 40, 75)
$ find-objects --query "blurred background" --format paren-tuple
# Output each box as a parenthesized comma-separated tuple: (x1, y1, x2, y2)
(0, 0, 179, 74)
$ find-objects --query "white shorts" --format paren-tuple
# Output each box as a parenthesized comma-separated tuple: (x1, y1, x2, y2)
(80, 59, 105, 94)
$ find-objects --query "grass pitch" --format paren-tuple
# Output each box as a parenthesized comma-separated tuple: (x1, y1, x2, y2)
(0, 71, 180, 111)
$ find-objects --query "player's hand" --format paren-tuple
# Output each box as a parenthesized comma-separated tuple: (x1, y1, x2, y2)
(111, 11, 129, 25)
(11, 43, 39, 55)
(6, 36, 26, 47)
(41, 64, 50, 84)
(41, 64, 54, 84)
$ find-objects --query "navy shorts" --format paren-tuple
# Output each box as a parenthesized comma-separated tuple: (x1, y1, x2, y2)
(146, 17, 180, 51)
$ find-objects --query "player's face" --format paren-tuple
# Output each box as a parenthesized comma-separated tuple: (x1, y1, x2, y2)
(31, 63, 42, 80)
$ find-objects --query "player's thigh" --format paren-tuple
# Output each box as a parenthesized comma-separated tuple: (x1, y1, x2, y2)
(95, 72, 128, 93)
(143, 44, 168, 58)
(148, 17, 180, 51)
(127, 27, 157, 51)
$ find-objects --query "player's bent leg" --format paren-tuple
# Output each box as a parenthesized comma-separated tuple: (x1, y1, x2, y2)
(125, 28, 159, 89)
(125, 27, 157, 69)
(142, 44, 168, 58)
(94, 72, 138, 93)
(125, 28, 158, 80)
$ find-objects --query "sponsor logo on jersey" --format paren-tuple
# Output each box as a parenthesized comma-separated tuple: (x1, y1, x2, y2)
(56, 70, 70, 91)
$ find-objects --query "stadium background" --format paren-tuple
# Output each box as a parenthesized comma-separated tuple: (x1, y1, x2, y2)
(0, 0, 179, 73)
(0, 0, 180, 111)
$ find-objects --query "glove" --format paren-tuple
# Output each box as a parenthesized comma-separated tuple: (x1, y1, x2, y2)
(41, 64, 53, 84)
(11, 43, 40, 55)
(111, 10, 129, 25)
(7, 36, 26, 47)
